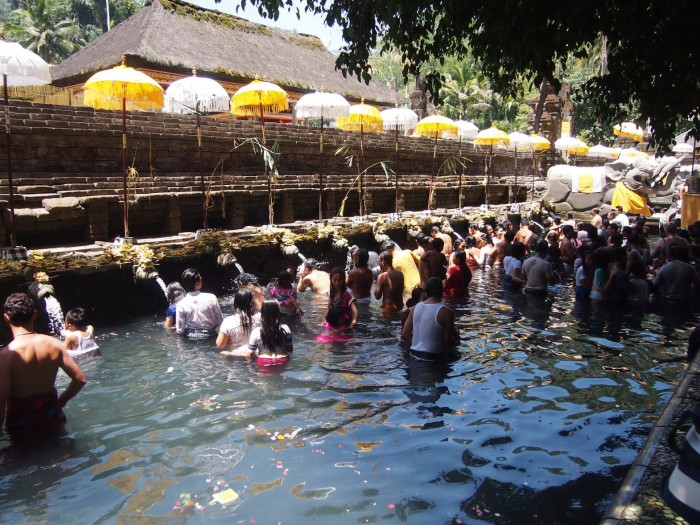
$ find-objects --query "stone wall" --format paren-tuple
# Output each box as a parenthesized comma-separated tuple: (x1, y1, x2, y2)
(0, 101, 548, 247)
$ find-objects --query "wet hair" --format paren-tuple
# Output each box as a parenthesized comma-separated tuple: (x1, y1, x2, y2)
(3, 293, 35, 326)
(561, 224, 575, 236)
(181, 267, 202, 292)
(511, 242, 526, 260)
(381, 240, 396, 251)
(325, 304, 346, 329)
(616, 205, 624, 212)
(432, 237, 444, 252)
(425, 276, 444, 298)
(234, 272, 260, 287)
(520, 218, 530, 226)
(593, 248, 610, 270)
(452, 250, 471, 284)
(609, 232, 624, 247)
(260, 299, 285, 351)
(302, 258, 319, 271)
(465, 235, 477, 248)
(233, 289, 255, 331)
(166, 281, 186, 305)
(328, 266, 347, 302)
(355, 248, 369, 267)
(406, 286, 425, 308)
(66, 307, 88, 329)
(504, 230, 516, 243)
(535, 240, 549, 255)
(379, 251, 393, 266)
(277, 271, 293, 289)
(431, 225, 440, 234)
(417, 235, 430, 247)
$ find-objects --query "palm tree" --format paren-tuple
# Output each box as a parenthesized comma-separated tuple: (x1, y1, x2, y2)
(3, 0, 81, 63)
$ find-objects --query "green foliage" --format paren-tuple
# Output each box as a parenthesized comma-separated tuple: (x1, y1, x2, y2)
(234, 0, 699, 150)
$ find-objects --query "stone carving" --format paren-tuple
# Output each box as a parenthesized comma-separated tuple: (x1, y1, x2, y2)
(543, 156, 688, 212)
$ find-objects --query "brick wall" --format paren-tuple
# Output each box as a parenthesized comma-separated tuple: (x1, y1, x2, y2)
(0, 101, 545, 246)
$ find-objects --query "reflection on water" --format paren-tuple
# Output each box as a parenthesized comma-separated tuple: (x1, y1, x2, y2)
(0, 269, 697, 524)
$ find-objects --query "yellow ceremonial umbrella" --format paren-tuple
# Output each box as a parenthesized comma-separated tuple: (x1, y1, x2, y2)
(619, 147, 650, 159)
(231, 76, 289, 225)
(554, 136, 588, 165)
(474, 126, 510, 205)
(83, 55, 164, 238)
(415, 115, 459, 209)
(529, 134, 551, 194)
(337, 99, 383, 215)
(613, 122, 645, 143)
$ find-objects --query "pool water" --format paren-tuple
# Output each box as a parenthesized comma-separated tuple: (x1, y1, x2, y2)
(1, 269, 697, 524)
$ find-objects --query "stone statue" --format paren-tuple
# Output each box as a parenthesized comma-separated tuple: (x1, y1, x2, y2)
(542, 155, 688, 213)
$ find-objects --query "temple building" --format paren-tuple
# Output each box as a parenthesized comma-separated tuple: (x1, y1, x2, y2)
(50, 0, 401, 119)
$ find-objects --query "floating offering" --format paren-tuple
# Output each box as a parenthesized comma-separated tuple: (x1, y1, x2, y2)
(212, 488, 239, 505)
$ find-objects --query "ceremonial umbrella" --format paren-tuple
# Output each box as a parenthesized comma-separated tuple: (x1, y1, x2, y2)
(415, 115, 459, 209)
(672, 143, 694, 154)
(295, 91, 350, 219)
(230, 76, 289, 224)
(613, 122, 645, 143)
(588, 144, 617, 159)
(506, 132, 533, 202)
(619, 147, 649, 159)
(380, 107, 418, 212)
(164, 69, 230, 229)
(0, 40, 51, 247)
(474, 126, 509, 205)
(454, 120, 479, 207)
(554, 136, 588, 164)
(337, 99, 383, 215)
(529, 134, 551, 194)
(83, 55, 164, 238)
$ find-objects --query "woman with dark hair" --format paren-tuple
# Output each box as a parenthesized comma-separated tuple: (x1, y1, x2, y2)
(327, 266, 359, 328)
(444, 250, 471, 298)
(176, 267, 223, 339)
(217, 289, 260, 356)
(164, 282, 186, 329)
(503, 242, 526, 290)
(248, 299, 293, 368)
(464, 236, 481, 272)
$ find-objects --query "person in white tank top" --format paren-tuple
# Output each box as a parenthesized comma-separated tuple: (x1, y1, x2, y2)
(62, 307, 99, 358)
(401, 277, 459, 361)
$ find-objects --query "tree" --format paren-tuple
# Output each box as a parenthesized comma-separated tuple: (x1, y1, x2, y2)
(232, 0, 699, 149)
(3, 0, 82, 63)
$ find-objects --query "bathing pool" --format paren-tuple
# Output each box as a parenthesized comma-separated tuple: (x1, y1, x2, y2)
(0, 269, 697, 524)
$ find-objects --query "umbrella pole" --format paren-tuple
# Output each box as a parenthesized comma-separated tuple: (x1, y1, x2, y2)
(197, 107, 206, 229)
(395, 127, 399, 214)
(122, 96, 129, 238)
(458, 137, 464, 209)
(532, 151, 536, 197)
(359, 123, 364, 216)
(3, 74, 16, 247)
(513, 146, 518, 204)
(485, 145, 491, 206)
(428, 132, 437, 210)
(260, 103, 273, 225)
(319, 117, 324, 220)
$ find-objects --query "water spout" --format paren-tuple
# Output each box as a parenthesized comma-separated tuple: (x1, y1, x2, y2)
(44, 295, 65, 338)
(217, 252, 245, 274)
(155, 276, 168, 300)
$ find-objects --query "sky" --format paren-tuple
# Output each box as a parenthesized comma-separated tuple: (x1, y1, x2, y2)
(187, 0, 346, 52)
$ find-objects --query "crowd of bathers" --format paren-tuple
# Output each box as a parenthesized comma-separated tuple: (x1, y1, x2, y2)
(2, 207, 699, 445)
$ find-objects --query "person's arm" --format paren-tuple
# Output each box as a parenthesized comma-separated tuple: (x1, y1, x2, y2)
(213, 300, 224, 326)
(374, 273, 384, 300)
(283, 326, 293, 353)
(0, 351, 10, 431)
(248, 329, 259, 355)
(545, 261, 556, 285)
(216, 327, 229, 350)
(58, 348, 87, 407)
(290, 295, 304, 316)
(401, 307, 414, 344)
(297, 275, 310, 293)
(349, 300, 359, 328)
(164, 316, 175, 329)
(438, 306, 458, 349)
(511, 264, 526, 285)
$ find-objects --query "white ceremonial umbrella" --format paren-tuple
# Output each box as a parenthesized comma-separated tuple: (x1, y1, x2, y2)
(588, 144, 616, 159)
(672, 143, 693, 154)
(165, 70, 230, 229)
(456, 120, 479, 139)
(381, 107, 419, 212)
(506, 132, 533, 202)
(555, 136, 588, 164)
(0, 40, 52, 247)
(295, 91, 350, 219)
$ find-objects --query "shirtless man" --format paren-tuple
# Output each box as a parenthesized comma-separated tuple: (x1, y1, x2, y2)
(469, 223, 487, 249)
(419, 237, 447, 288)
(234, 272, 265, 312)
(430, 226, 453, 257)
(297, 259, 331, 295)
(590, 208, 603, 229)
(0, 293, 86, 444)
(559, 225, 577, 275)
(374, 251, 405, 314)
(514, 219, 535, 250)
(346, 248, 373, 303)
(489, 230, 515, 268)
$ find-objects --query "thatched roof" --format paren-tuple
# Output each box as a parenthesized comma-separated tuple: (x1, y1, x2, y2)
(51, 0, 401, 106)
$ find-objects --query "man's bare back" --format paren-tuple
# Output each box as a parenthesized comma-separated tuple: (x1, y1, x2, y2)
(298, 268, 331, 295)
(489, 240, 512, 267)
(347, 267, 373, 300)
(419, 250, 447, 287)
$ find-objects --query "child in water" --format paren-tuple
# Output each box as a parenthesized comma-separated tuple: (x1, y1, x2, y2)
(316, 304, 351, 343)
(248, 299, 293, 368)
(61, 307, 99, 358)
(164, 281, 185, 329)
(269, 270, 303, 316)
(327, 267, 358, 329)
